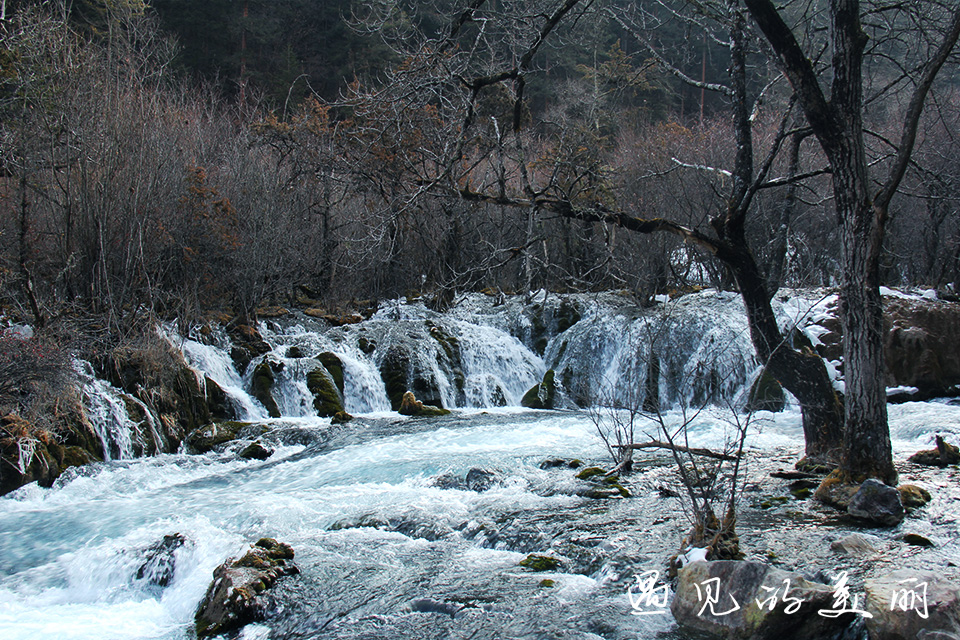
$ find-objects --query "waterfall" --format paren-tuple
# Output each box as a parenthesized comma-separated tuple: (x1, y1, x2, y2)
(173, 331, 268, 420)
(75, 361, 141, 461)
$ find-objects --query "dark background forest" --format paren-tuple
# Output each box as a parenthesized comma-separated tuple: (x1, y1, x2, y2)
(2, 0, 959, 339)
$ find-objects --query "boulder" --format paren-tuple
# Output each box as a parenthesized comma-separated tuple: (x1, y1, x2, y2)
(847, 479, 905, 527)
(380, 345, 412, 411)
(898, 484, 932, 510)
(315, 352, 345, 395)
(194, 538, 298, 638)
(136, 533, 187, 588)
(521, 369, 556, 409)
(306, 365, 344, 417)
(227, 324, 271, 375)
(251, 361, 282, 418)
(864, 570, 960, 640)
(239, 441, 273, 461)
(830, 532, 881, 556)
(671, 561, 855, 639)
(398, 391, 450, 417)
(204, 376, 236, 421)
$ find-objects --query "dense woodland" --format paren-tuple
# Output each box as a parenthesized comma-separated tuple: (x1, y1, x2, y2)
(2, 0, 957, 332)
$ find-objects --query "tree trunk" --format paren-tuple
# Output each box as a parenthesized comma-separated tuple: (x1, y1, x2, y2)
(724, 243, 843, 464)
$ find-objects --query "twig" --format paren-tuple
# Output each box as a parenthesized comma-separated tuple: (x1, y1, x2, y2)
(614, 440, 740, 462)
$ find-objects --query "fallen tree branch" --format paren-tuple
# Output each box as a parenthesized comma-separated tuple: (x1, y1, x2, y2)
(614, 440, 740, 461)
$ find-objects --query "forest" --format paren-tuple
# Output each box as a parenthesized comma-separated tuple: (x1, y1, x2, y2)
(2, 2, 960, 639)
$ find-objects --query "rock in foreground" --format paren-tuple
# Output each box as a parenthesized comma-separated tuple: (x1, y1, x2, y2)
(847, 479, 904, 527)
(671, 560, 855, 639)
(865, 570, 960, 640)
(195, 538, 298, 638)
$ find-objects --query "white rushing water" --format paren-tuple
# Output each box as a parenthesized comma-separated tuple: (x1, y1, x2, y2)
(2, 399, 956, 640)
(4, 291, 959, 639)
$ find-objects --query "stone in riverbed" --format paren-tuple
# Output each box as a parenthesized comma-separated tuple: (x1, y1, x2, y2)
(194, 538, 298, 638)
(897, 484, 932, 510)
(830, 532, 881, 556)
(136, 533, 187, 588)
(671, 560, 854, 640)
(398, 391, 450, 417)
(847, 479, 904, 527)
(521, 369, 556, 409)
(864, 570, 960, 640)
(239, 441, 273, 460)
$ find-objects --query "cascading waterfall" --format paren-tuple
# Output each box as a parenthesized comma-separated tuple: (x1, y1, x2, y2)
(164, 291, 764, 422)
(173, 330, 268, 420)
(76, 361, 144, 461)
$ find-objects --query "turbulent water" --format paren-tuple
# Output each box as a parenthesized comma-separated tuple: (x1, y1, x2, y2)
(2, 291, 958, 640)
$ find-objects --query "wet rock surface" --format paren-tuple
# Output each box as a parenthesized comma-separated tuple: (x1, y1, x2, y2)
(847, 479, 905, 527)
(864, 569, 960, 640)
(671, 560, 855, 640)
(195, 538, 299, 638)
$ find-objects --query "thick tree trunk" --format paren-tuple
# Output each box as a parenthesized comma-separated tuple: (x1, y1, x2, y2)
(725, 244, 843, 464)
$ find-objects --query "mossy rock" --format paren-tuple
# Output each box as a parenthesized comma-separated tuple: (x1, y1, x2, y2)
(239, 442, 273, 460)
(380, 346, 411, 411)
(539, 579, 556, 588)
(187, 421, 255, 453)
(204, 376, 236, 421)
(908, 435, 960, 467)
(575, 466, 606, 480)
(306, 366, 344, 417)
(757, 495, 791, 509)
(521, 369, 556, 409)
(519, 554, 560, 572)
(898, 484, 932, 510)
(286, 346, 305, 359)
(331, 411, 354, 425)
(555, 300, 581, 333)
(251, 362, 281, 418)
(814, 469, 862, 508)
(315, 352, 345, 395)
(398, 391, 450, 417)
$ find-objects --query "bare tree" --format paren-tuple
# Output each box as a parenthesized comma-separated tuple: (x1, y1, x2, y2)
(744, 0, 960, 484)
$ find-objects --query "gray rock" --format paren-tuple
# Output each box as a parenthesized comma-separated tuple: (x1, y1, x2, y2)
(847, 479, 904, 527)
(830, 533, 881, 556)
(194, 539, 298, 638)
(865, 570, 960, 640)
(671, 560, 855, 639)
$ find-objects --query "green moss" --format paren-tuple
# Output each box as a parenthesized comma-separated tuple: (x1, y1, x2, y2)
(790, 487, 812, 500)
(539, 579, 556, 588)
(316, 352, 345, 395)
(307, 366, 344, 417)
(251, 362, 281, 418)
(757, 495, 791, 509)
(898, 484, 932, 509)
(575, 466, 606, 480)
(519, 554, 560, 572)
(521, 369, 556, 409)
